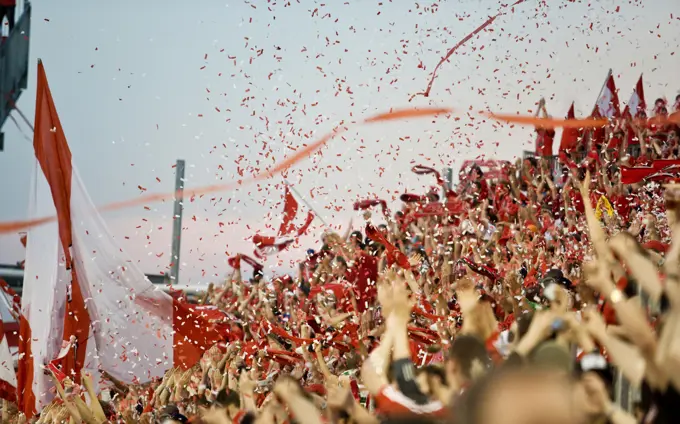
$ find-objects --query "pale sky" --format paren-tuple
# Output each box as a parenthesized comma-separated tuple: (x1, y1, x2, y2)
(0, 0, 678, 284)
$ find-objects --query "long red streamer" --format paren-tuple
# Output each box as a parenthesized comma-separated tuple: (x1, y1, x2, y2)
(1, 108, 675, 235)
(410, 0, 527, 100)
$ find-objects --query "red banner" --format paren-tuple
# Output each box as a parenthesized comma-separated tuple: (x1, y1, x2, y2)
(620, 160, 680, 184)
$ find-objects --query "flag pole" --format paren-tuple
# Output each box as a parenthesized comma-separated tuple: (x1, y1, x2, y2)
(283, 179, 328, 227)
(166, 159, 185, 286)
(12, 106, 34, 133)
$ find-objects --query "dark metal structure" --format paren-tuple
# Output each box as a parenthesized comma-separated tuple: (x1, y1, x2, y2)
(0, 1, 31, 151)
(166, 160, 185, 285)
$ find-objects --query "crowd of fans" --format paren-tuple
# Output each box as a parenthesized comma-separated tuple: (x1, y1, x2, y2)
(8, 96, 680, 423)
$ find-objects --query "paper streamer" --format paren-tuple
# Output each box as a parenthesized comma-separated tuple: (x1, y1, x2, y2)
(1, 107, 676, 234)
(410, 0, 527, 100)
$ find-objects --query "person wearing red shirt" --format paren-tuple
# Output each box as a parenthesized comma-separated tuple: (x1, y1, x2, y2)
(466, 165, 489, 204)
(534, 99, 555, 156)
(536, 127, 556, 157)
(567, 184, 584, 214)
(347, 250, 379, 313)
(308, 281, 352, 312)
(610, 185, 634, 225)
(606, 127, 624, 153)
(0, 0, 15, 32)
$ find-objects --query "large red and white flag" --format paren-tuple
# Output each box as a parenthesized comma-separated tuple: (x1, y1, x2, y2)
(18, 61, 220, 417)
(622, 75, 647, 119)
(592, 71, 621, 119)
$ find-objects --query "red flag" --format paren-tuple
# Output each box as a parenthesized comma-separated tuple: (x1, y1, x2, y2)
(295, 211, 314, 237)
(278, 186, 298, 236)
(589, 72, 620, 151)
(172, 301, 223, 369)
(228, 254, 264, 272)
(644, 165, 680, 183)
(620, 160, 680, 184)
(252, 234, 294, 259)
(411, 165, 444, 186)
(19, 61, 92, 416)
(559, 103, 579, 153)
(593, 72, 621, 119)
(251, 185, 315, 259)
(20, 63, 222, 417)
(622, 75, 647, 119)
(354, 199, 389, 219)
(365, 224, 410, 270)
(623, 89, 645, 150)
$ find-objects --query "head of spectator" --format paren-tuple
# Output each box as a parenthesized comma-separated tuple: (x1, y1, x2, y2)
(444, 335, 492, 395)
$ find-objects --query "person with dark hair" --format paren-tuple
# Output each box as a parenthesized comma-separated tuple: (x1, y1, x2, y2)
(654, 98, 666, 115)
(415, 364, 449, 402)
(251, 267, 264, 284)
(349, 230, 365, 250)
(198, 389, 243, 424)
(672, 93, 680, 112)
(534, 98, 556, 157)
(377, 223, 389, 238)
(468, 164, 484, 179)
(159, 404, 189, 423)
(332, 256, 349, 279)
(362, 280, 448, 419)
(444, 335, 492, 401)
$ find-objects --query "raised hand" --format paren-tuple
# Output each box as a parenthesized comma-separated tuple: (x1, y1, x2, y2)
(582, 260, 616, 297)
(290, 362, 305, 380)
(581, 170, 592, 194)
(408, 252, 423, 268)
(391, 275, 414, 321)
(582, 307, 608, 340)
(326, 385, 354, 413)
(239, 369, 257, 396)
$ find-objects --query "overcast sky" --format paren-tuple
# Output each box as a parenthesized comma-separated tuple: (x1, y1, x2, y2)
(0, 0, 677, 284)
